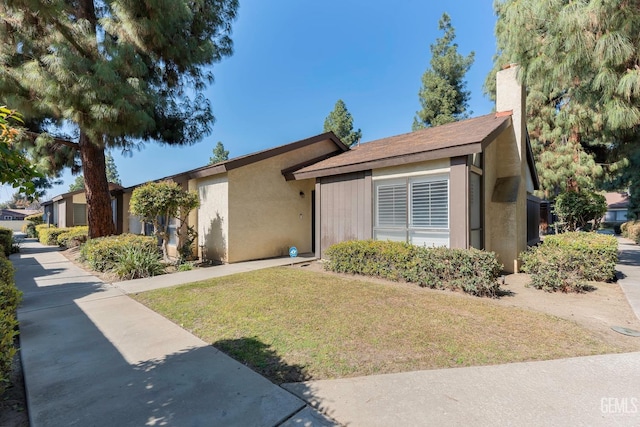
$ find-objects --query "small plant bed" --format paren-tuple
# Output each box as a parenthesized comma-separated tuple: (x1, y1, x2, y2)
(132, 267, 628, 384)
(324, 240, 502, 297)
(79, 234, 165, 280)
(520, 232, 618, 292)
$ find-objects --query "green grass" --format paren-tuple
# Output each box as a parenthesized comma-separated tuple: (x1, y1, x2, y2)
(132, 267, 621, 384)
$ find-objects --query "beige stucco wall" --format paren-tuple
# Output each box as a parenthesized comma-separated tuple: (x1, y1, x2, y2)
(372, 158, 450, 179)
(72, 193, 86, 203)
(197, 174, 229, 263)
(225, 141, 335, 263)
(490, 66, 528, 273)
(484, 126, 527, 273)
(122, 192, 146, 235)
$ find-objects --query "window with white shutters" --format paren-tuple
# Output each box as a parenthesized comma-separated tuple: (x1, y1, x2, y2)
(410, 180, 448, 229)
(374, 175, 449, 247)
(376, 184, 407, 227)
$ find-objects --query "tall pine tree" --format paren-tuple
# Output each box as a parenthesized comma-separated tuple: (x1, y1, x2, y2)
(209, 141, 229, 164)
(0, 0, 238, 237)
(488, 0, 640, 210)
(323, 99, 362, 147)
(413, 13, 475, 130)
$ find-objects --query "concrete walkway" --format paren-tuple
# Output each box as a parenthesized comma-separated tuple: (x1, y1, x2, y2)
(11, 237, 640, 426)
(12, 239, 331, 426)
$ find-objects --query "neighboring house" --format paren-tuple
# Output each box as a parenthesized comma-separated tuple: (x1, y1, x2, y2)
(47, 66, 538, 273)
(0, 208, 40, 220)
(291, 65, 539, 273)
(114, 133, 349, 262)
(603, 192, 629, 224)
(42, 183, 123, 228)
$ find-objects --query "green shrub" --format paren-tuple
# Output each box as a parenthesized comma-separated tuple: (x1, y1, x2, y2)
(111, 245, 165, 280)
(23, 213, 44, 238)
(520, 232, 618, 292)
(621, 221, 640, 243)
(324, 240, 503, 297)
(554, 190, 607, 231)
(37, 226, 67, 246)
(56, 226, 89, 248)
(0, 253, 21, 395)
(177, 262, 194, 272)
(80, 234, 159, 273)
(0, 227, 12, 256)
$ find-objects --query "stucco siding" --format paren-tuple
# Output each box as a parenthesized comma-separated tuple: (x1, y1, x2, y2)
(197, 174, 229, 263)
(484, 127, 527, 273)
(372, 159, 450, 179)
(227, 154, 316, 263)
(317, 172, 372, 259)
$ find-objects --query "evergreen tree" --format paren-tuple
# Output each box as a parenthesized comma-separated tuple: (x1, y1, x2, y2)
(323, 100, 362, 147)
(68, 154, 121, 191)
(413, 13, 475, 130)
(105, 154, 121, 185)
(0, 0, 238, 238)
(209, 141, 229, 164)
(488, 0, 640, 207)
(68, 176, 85, 192)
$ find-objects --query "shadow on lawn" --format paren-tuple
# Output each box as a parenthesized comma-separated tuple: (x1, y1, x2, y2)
(213, 337, 311, 385)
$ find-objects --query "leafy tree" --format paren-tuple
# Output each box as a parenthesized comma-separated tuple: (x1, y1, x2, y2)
(68, 176, 86, 192)
(413, 13, 475, 130)
(488, 0, 640, 203)
(0, 0, 238, 238)
(0, 107, 40, 197)
(209, 141, 230, 164)
(68, 153, 121, 191)
(129, 181, 200, 261)
(554, 190, 607, 232)
(323, 100, 362, 147)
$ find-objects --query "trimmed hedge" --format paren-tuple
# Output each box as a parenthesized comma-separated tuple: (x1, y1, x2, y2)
(324, 240, 503, 297)
(520, 232, 618, 292)
(0, 252, 21, 395)
(56, 226, 89, 248)
(0, 227, 12, 256)
(36, 224, 66, 246)
(621, 221, 640, 243)
(80, 234, 162, 275)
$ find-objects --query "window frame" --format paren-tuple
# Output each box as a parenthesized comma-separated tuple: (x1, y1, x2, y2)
(373, 173, 450, 246)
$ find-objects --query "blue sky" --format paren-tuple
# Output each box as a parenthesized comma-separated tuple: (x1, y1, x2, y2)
(1, 1, 499, 202)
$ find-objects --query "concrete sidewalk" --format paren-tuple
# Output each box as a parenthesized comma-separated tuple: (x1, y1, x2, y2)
(12, 239, 332, 426)
(113, 254, 316, 294)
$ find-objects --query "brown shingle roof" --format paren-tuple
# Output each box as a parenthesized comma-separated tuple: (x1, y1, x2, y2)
(605, 192, 629, 209)
(292, 113, 512, 179)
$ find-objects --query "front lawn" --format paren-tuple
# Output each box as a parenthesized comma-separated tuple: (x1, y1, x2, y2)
(132, 267, 622, 384)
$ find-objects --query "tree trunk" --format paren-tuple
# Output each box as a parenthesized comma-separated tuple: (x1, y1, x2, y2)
(79, 132, 116, 238)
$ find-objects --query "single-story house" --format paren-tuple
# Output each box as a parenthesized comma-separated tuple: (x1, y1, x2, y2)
(114, 133, 349, 262)
(42, 183, 123, 228)
(603, 192, 629, 224)
(48, 65, 539, 273)
(291, 65, 539, 272)
(0, 208, 40, 220)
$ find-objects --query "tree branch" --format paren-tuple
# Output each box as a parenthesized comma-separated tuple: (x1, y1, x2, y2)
(25, 131, 80, 150)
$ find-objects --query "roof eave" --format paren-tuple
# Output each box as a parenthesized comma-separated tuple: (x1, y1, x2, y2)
(292, 142, 484, 180)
